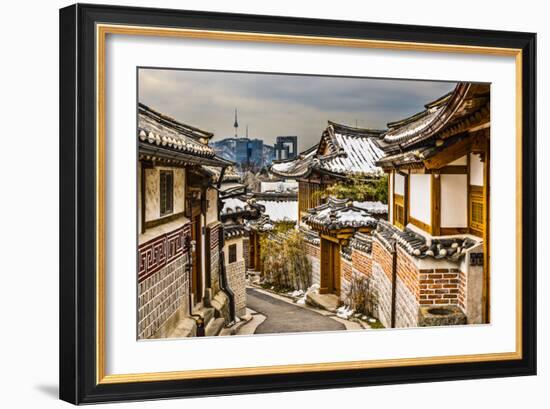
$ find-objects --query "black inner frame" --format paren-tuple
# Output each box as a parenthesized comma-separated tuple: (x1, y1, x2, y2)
(59, 3, 536, 404)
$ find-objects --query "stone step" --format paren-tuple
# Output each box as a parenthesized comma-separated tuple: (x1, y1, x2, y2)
(205, 317, 225, 337)
(306, 292, 340, 312)
(167, 317, 196, 338)
(194, 307, 215, 326)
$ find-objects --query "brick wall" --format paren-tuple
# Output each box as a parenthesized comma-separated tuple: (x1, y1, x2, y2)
(371, 239, 393, 327)
(306, 242, 320, 287)
(418, 267, 460, 307)
(340, 258, 353, 301)
(226, 259, 247, 317)
(137, 223, 191, 339)
(394, 248, 420, 327)
(351, 248, 372, 278)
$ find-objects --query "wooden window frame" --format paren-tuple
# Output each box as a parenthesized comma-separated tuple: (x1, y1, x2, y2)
(228, 243, 237, 264)
(159, 170, 174, 217)
(469, 185, 485, 237)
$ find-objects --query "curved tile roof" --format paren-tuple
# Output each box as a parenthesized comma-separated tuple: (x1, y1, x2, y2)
(138, 103, 215, 158)
(303, 197, 377, 231)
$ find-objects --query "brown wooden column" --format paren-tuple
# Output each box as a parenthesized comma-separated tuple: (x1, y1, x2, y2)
(431, 172, 441, 236)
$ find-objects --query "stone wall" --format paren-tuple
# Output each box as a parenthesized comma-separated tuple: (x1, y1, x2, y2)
(394, 276, 419, 328)
(226, 259, 247, 317)
(305, 242, 320, 287)
(371, 240, 394, 327)
(340, 257, 353, 301)
(367, 235, 470, 328)
(394, 248, 420, 327)
(137, 223, 191, 339)
(207, 223, 221, 294)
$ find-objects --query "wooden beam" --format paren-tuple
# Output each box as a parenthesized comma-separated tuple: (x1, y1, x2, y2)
(409, 216, 430, 234)
(424, 134, 476, 170)
(431, 173, 441, 236)
(438, 165, 468, 174)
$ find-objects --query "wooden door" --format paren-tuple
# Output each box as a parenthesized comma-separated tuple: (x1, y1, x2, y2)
(190, 214, 202, 304)
(320, 238, 341, 295)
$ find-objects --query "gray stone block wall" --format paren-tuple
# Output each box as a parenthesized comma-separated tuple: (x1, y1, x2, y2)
(138, 254, 189, 339)
(371, 261, 392, 328)
(394, 276, 419, 327)
(226, 259, 247, 317)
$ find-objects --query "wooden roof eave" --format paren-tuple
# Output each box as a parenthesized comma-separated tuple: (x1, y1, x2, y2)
(139, 142, 233, 167)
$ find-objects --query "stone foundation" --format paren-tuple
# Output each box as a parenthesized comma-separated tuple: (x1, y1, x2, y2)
(138, 254, 190, 339)
(226, 259, 247, 317)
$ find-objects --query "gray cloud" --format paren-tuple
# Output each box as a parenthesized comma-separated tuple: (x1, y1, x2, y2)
(139, 68, 456, 152)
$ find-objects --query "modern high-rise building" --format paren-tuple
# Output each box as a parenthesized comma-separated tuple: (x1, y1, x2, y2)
(274, 136, 298, 161)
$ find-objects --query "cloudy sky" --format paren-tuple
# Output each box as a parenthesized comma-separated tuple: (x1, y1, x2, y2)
(139, 68, 456, 152)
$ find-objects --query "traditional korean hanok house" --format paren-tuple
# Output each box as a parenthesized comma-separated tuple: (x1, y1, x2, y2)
(218, 174, 263, 318)
(303, 198, 378, 297)
(270, 122, 387, 305)
(270, 121, 385, 225)
(245, 213, 275, 278)
(137, 103, 234, 339)
(372, 82, 490, 327)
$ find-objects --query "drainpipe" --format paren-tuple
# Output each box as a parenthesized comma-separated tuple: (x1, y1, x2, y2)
(390, 241, 398, 329)
(186, 235, 205, 336)
(218, 225, 236, 324)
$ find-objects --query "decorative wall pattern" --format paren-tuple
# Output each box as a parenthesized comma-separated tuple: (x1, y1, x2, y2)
(138, 224, 190, 282)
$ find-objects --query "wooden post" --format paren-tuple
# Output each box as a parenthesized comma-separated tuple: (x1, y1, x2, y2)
(431, 172, 441, 236)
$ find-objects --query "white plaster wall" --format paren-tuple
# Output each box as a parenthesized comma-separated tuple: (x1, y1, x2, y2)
(224, 237, 244, 264)
(388, 172, 393, 222)
(409, 174, 431, 225)
(470, 153, 484, 186)
(144, 166, 185, 222)
(441, 174, 468, 228)
(394, 172, 405, 195)
(205, 187, 218, 225)
(449, 155, 467, 166)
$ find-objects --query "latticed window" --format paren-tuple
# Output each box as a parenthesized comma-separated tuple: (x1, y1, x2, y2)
(159, 170, 174, 216)
(394, 194, 405, 229)
(469, 185, 484, 236)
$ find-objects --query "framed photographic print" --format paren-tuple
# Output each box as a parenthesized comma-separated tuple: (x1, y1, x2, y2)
(59, 3, 536, 404)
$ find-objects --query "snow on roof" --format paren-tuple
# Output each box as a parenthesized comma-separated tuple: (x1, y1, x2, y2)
(138, 103, 215, 158)
(303, 197, 377, 231)
(269, 145, 318, 178)
(260, 180, 298, 193)
(221, 198, 249, 214)
(257, 200, 298, 222)
(319, 131, 384, 176)
(353, 201, 388, 215)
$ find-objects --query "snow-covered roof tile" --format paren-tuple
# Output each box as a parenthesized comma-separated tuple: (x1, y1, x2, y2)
(303, 197, 377, 231)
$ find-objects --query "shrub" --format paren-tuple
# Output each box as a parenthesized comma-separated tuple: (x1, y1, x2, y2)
(314, 174, 388, 204)
(260, 230, 311, 291)
(345, 274, 379, 317)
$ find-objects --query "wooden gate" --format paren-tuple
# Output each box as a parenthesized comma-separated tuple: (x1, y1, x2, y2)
(320, 237, 341, 295)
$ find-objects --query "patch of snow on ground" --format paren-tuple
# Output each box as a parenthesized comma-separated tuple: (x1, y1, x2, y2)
(296, 284, 319, 305)
(336, 305, 355, 319)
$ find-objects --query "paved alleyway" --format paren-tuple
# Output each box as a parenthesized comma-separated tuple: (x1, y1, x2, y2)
(246, 288, 346, 334)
